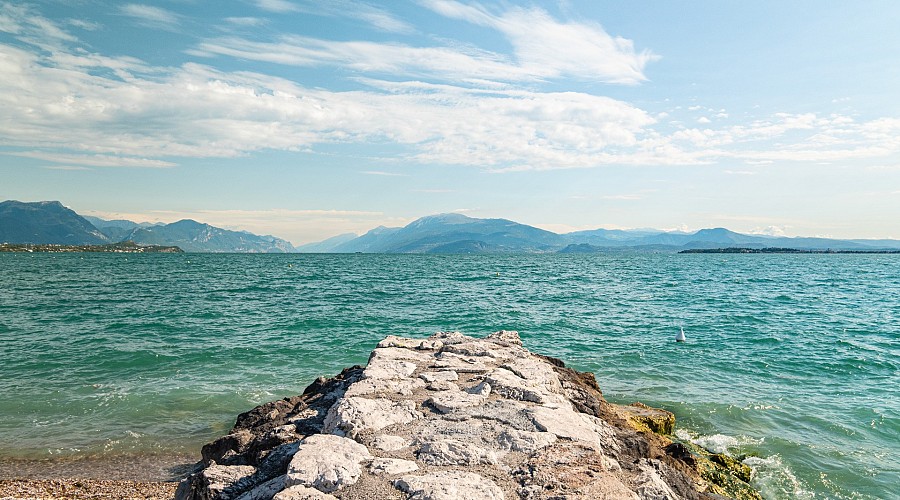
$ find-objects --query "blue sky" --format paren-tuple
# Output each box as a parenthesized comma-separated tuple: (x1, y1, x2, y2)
(2, 1, 899, 244)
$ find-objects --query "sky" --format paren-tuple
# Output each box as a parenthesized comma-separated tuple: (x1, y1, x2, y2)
(2, 1, 899, 244)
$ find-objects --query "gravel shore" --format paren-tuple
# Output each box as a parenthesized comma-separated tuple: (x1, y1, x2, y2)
(0, 479, 176, 499)
(0, 453, 196, 499)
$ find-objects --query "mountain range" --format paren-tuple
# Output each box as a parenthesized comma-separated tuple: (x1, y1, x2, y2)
(0, 200, 293, 253)
(2, 200, 899, 253)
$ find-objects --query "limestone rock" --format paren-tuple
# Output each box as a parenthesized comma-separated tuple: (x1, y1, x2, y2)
(175, 463, 256, 500)
(527, 405, 607, 450)
(285, 434, 373, 493)
(234, 475, 286, 500)
(395, 471, 505, 500)
(486, 330, 523, 345)
(372, 434, 409, 452)
(417, 438, 498, 466)
(368, 458, 419, 475)
(419, 370, 459, 383)
(497, 428, 557, 453)
(322, 396, 421, 438)
(426, 381, 491, 413)
(376, 335, 421, 349)
(632, 459, 682, 500)
(273, 485, 338, 500)
(428, 331, 473, 345)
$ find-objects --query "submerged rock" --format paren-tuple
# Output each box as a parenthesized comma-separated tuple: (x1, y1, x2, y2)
(178, 331, 761, 499)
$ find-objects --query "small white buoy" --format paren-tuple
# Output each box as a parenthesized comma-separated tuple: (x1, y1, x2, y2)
(675, 327, 686, 342)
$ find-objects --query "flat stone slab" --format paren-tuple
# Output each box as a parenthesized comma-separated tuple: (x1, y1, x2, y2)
(496, 428, 557, 453)
(395, 471, 505, 500)
(368, 458, 419, 475)
(273, 485, 338, 500)
(527, 405, 605, 450)
(286, 434, 373, 493)
(417, 438, 498, 466)
(323, 396, 421, 438)
(426, 381, 491, 413)
(372, 434, 410, 452)
(419, 370, 459, 383)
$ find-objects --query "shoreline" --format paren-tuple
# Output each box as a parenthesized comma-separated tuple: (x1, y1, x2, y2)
(0, 452, 198, 482)
(0, 453, 197, 500)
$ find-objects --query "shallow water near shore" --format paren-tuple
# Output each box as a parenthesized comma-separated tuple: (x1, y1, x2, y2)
(1, 253, 897, 498)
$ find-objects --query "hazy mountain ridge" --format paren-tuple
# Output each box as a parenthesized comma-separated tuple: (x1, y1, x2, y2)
(4, 201, 899, 253)
(1, 201, 293, 253)
(0, 200, 109, 245)
(316, 215, 900, 253)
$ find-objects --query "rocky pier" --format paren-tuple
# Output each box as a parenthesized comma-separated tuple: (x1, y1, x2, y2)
(177, 331, 760, 500)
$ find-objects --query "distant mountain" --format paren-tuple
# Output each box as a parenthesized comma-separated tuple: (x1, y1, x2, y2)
(295, 233, 358, 253)
(330, 213, 567, 253)
(0, 201, 295, 252)
(309, 215, 900, 253)
(0, 200, 109, 245)
(122, 219, 294, 253)
(82, 216, 160, 242)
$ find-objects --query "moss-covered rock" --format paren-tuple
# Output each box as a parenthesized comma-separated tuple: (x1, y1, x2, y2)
(670, 441, 761, 500)
(616, 402, 676, 435)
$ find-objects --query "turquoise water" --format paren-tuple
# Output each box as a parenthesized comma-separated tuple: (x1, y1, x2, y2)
(0, 253, 897, 498)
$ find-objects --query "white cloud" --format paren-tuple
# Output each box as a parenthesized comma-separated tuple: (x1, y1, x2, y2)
(697, 116, 711, 124)
(120, 4, 180, 30)
(749, 225, 788, 237)
(421, 0, 656, 84)
(224, 17, 266, 27)
(7, 151, 177, 168)
(2, 4, 900, 175)
(83, 207, 403, 244)
(254, 0, 298, 13)
(600, 194, 641, 200)
(361, 170, 405, 176)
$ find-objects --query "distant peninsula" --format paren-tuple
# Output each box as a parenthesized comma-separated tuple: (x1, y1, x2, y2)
(0, 241, 183, 253)
(679, 247, 900, 254)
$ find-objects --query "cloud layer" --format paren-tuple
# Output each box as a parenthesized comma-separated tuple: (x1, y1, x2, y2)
(1, 1, 899, 174)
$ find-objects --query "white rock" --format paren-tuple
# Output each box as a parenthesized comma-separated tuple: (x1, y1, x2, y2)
(285, 434, 373, 493)
(425, 380, 459, 392)
(323, 397, 421, 438)
(376, 335, 421, 349)
(182, 463, 255, 500)
(485, 367, 547, 404)
(417, 438, 498, 466)
(234, 475, 286, 500)
(633, 459, 683, 500)
(486, 330, 523, 345)
(502, 357, 562, 393)
(368, 458, 419, 475)
(273, 485, 338, 500)
(417, 339, 444, 350)
(395, 471, 505, 500)
(368, 346, 434, 363)
(428, 331, 473, 345)
(372, 434, 410, 452)
(419, 371, 459, 383)
(344, 377, 425, 397)
(426, 382, 491, 413)
(363, 358, 418, 380)
(431, 352, 492, 373)
(496, 429, 557, 453)
(527, 406, 606, 450)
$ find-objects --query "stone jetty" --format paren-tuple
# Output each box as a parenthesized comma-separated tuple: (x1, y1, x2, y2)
(177, 331, 760, 500)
